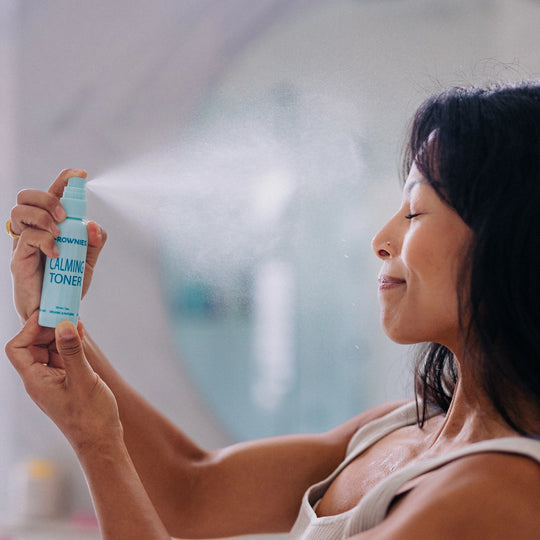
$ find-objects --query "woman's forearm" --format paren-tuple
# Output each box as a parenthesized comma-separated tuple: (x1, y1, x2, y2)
(77, 437, 171, 540)
(81, 331, 207, 531)
(79, 329, 349, 538)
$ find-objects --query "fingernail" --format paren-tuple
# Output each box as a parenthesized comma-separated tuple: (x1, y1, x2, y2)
(52, 223, 61, 237)
(54, 205, 67, 221)
(88, 221, 103, 242)
(57, 321, 76, 339)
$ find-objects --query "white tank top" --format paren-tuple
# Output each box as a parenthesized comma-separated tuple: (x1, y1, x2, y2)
(290, 401, 540, 538)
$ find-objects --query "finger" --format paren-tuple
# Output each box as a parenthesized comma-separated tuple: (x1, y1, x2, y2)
(82, 222, 107, 297)
(85, 221, 107, 266)
(16, 189, 67, 222)
(14, 227, 59, 260)
(11, 203, 61, 239)
(55, 321, 95, 385)
(86, 221, 107, 251)
(77, 320, 86, 341)
(48, 169, 87, 199)
(5, 314, 54, 374)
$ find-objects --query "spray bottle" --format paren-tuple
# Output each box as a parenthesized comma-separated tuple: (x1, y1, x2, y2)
(39, 177, 88, 328)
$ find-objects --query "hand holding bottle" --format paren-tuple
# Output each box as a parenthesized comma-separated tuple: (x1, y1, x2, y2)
(5, 314, 123, 455)
(8, 169, 107, 324)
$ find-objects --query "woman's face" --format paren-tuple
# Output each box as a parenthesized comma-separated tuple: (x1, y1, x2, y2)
(371, 164, 472, 352)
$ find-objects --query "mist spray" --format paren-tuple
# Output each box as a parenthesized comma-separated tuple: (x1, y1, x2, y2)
(39, 177, 88, 328)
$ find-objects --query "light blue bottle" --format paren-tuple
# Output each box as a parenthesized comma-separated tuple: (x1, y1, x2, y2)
(39, 177, 88, 328)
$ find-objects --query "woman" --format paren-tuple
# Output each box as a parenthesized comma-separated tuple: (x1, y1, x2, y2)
(5, 80, 540, 538)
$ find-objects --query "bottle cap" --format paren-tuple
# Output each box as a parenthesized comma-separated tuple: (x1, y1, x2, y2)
(61, 176, 87, 218)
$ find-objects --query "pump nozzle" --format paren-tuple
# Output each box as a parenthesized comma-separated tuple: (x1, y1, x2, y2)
(61, 177, 87, 218)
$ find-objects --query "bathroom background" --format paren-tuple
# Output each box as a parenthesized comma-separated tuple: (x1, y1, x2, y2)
(1, 0, 539, 538)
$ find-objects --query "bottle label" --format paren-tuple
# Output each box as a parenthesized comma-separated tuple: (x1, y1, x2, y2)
(56, 236, 88, 246)
(39, 226, 88, 327)
(46, 257, 85, 286)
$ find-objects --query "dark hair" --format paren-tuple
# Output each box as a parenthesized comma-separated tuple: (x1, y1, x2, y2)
(404, 80, 540, 435)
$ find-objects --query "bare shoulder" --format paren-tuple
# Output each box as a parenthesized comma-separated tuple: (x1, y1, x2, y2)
(375, 451, 540, 539)
(443, 452, 540, 526)
(197, 399, 412, 535)
(323, 399, 411, 447)
(436, 451, 540, 506)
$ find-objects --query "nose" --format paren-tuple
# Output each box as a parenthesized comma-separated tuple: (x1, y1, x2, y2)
(371, 236, 391, 259)
(371, 216, 398, 260)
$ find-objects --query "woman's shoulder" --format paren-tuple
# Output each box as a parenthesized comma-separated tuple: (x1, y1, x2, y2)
(448, 450, 540, 506)
(443, 451, 539, 535)
(444, 449, 540, 495)
(385, 448, 540, 539)
(324, 399, 412, 447)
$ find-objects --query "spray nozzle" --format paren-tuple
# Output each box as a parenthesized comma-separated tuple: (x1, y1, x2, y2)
(64, 176, 86, 198)
(61, 176, 87, 218)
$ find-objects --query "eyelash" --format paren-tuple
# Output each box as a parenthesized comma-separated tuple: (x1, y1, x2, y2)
(405, 213, 421, 220)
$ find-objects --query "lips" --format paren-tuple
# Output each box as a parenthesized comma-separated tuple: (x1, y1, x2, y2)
(378, 274, 406, 290)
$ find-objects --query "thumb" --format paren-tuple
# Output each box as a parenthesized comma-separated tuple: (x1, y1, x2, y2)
(55, 321, 93, 384)
(82, 221, 107, 299)
(86, 221, 107, 268)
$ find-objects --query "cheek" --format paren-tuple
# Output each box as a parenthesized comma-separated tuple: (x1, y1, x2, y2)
(402, 230, 460, 293)
(402, 231, 440, 283)
(393, 235, 462, 339)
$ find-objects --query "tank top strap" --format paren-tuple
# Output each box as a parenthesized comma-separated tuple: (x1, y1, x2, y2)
(346, 436, 540, 535)
(290, 401, 439, 539)
(346, 400, 438, 458)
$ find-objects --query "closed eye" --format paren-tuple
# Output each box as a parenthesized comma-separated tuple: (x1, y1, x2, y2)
(405, 213, 421, 220)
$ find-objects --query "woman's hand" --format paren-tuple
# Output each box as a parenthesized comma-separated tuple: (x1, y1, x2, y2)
(5, 315, 173, 539)
(9, 168, 107, 324)
(5, 314, 122, 456)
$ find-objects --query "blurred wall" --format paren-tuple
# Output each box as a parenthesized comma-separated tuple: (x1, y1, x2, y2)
(1, 0, 539, 529)
(0, 0, 19, 517)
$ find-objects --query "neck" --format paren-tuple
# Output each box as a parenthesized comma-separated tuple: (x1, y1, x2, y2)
(434, 384, 514, 446)
(425, 360, 521, 452)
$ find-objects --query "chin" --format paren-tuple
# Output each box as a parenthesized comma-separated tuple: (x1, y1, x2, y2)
(382, 324, 430, 345)
(387, 334, 421, 345)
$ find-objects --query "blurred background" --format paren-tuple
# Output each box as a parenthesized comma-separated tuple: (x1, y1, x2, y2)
(1, 0, 539, 538)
